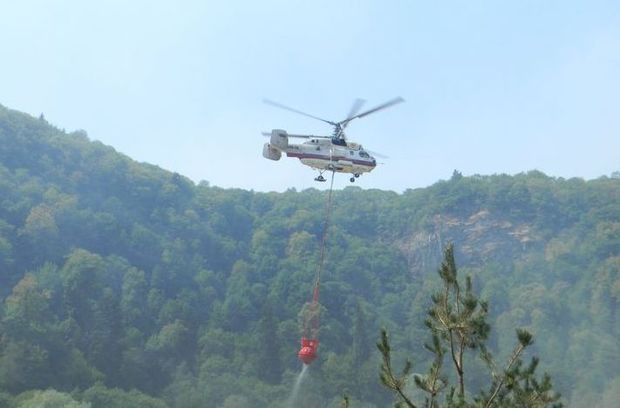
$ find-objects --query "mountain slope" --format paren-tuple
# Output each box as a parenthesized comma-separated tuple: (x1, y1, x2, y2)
(0, 104, 618, 407)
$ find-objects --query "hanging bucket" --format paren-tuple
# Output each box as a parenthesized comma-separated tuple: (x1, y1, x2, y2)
(298, 337, 319, 365)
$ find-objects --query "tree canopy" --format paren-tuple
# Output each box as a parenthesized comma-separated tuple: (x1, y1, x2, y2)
(0, 104, 618, 407)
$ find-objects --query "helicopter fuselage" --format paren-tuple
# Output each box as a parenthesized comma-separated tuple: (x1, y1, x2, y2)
(263, 130, 376, 177)
(287, 139, 376, 175)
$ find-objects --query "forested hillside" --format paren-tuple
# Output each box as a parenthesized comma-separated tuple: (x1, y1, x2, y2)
(0, 104, 618, 407)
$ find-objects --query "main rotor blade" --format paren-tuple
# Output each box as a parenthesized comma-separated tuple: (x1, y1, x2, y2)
(261, 131, 330, 139)
(339, 96, 404, 126)
(288, 133, 331, 139)
(366, 149, 389, 159)
(263, 99, 336, 126)
(344, 98, 366, 124)
(340, 98, 366, 134)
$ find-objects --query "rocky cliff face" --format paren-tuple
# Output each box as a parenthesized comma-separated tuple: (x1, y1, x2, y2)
(398, 209, 543, 276)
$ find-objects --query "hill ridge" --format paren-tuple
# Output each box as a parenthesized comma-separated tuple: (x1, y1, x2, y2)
(0, 104, 618, 407)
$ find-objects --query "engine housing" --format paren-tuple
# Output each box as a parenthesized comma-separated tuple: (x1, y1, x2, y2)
(262, 143, 282, 160)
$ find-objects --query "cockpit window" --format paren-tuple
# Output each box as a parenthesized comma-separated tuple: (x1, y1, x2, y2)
(359, 151, 370, 158)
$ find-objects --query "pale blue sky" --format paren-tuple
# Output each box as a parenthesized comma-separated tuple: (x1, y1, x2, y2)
(1, 1, 618, 192)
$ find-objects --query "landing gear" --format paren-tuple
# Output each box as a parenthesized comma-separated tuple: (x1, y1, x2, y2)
(350, 177, 355, 183)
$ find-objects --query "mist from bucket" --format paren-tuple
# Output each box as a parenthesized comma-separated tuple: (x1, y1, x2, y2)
(287, 364, 309, 407)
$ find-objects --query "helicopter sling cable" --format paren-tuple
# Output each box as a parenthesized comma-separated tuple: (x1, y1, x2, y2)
(297, 170, 336, 365)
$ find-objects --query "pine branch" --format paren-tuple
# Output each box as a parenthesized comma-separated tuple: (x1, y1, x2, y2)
(483, 329, 532, 408)
(377, 328, 418, 408)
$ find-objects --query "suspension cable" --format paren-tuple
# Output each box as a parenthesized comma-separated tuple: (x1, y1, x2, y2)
(312, 170, 335, 301)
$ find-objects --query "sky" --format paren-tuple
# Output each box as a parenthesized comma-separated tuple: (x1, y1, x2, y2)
(1, 0, 618, 192)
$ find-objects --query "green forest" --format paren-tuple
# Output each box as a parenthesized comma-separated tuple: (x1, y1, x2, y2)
(0, 104, 619, 407)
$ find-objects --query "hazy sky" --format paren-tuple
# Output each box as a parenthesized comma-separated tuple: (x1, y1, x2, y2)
(1, 1, 618, 192)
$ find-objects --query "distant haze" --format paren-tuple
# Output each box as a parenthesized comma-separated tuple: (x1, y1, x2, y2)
(1, 0, 618, 191)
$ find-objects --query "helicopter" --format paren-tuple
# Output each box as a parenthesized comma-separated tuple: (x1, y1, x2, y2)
(262, 97, 404, 182)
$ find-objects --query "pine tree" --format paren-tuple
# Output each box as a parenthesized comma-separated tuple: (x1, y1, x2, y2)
(376, 243, 562, 408)
(255, 300, 282, 384)
(351, 300, 371, 368)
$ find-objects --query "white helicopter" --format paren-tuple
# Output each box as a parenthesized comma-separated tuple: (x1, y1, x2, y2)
(262, 97, 404, 182)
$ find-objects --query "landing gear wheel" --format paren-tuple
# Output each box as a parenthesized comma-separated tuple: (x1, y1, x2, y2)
(354, 173, 360, 178)
(350, 177, 355, 183)
(315, 175, 326, 182)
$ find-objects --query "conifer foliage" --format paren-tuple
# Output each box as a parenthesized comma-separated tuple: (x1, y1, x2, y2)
(378, 244, 562, 408)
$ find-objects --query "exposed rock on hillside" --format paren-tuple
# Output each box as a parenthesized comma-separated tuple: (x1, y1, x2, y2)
(399, 209, 543, 275)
